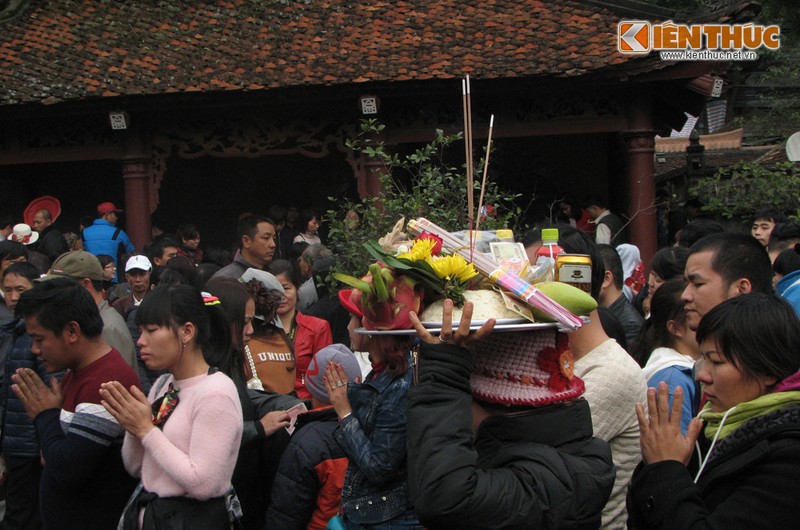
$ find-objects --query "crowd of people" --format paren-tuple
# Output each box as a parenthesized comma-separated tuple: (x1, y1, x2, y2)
(0, 195, 798, 529)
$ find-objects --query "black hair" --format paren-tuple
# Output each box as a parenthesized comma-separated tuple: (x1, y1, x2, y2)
(79, 215, 95, 230)
(266, 205, 287, 225)
(596, 244, 624, 290)
(15, 277, 103, 338)
(204, 277, 252, 379)
(584, 193, 608, 209)
(696, 293, 800, 386)
(634, 279, 687, 366)
(3, 261, 39, 283)
(521, 228, 543, 249)
(266, 259, 302, 288)
(202, 246, 232, 268)
(236, 215, 274, 249)
(0, 241, 28, 263)
(175, 223, 200, 243)
(152, 267, 184, 288)
(557, 225, 604, 300)
(96, 254, 115, 268)
(650, 246, 689, 282)
(557, 193, 583, 222)
(166, 255, 195, 284)
(297, 209, 319, 233)
(135, 284, 232, 371)
(677, 219, 724, 248)
(192, 263, 221, 291)
(0, 214, 13, 230)
(689, 232, 773, 294)
(773, 246, 800, 277)
(144, 237, 179, 265)
(597, 307, 627, 352)
(751, 208, 787, 225)
(290, 241, 309, 261)
(768, 222, 800, 253)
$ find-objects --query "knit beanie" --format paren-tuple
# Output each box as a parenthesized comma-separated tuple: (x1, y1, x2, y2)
(470, 329, 585, 407)
(305, 344, 362, 403)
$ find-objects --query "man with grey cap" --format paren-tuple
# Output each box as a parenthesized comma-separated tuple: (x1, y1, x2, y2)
(267, 344, 363, 529)
(42, 251, 138, 371)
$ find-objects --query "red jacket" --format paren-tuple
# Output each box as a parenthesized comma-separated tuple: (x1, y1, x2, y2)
(294, 312, 332, 400)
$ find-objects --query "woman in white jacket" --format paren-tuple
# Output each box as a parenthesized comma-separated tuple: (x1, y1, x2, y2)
(635, 278, 700, 434)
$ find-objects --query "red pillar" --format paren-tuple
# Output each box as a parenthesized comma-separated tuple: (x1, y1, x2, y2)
(625, 94, 657, 265)
(122, 137, 152, 250)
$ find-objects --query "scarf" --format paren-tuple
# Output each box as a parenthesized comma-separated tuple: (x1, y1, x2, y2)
(152, 383, 180, 428)
(700, 390, 800, 440)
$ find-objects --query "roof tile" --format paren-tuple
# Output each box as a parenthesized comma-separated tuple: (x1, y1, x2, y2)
(0, 0, 665, 105)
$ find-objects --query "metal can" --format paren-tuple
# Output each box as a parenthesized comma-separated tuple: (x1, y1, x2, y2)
(555, 253, 592, 294)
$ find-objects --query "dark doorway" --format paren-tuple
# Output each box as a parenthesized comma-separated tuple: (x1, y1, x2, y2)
(156, 151, 356, 249)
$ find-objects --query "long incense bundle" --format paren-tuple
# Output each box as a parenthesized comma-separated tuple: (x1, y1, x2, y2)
(407, 217, 584, 330)
(475, 114, 494, 232)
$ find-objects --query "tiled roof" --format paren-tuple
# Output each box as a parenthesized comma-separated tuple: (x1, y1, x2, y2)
(0, 0, 668, 106)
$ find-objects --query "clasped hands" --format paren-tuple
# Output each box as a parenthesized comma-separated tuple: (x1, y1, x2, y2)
(636, 382, 703, 466)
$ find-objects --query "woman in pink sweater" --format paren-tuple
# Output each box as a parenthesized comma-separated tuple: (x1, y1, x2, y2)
(100, 284, 243, 528)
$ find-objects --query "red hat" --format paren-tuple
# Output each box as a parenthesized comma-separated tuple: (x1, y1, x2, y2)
(24, 196, 61, 226)
(338, 289, 364, 319)
(97, 201, 123, 214)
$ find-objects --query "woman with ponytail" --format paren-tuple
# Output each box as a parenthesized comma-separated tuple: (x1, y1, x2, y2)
(100, 284, 244, 528)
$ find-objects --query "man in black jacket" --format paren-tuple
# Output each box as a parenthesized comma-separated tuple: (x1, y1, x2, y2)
(407, 301, 615, 529)
(30, 209, 68, 266)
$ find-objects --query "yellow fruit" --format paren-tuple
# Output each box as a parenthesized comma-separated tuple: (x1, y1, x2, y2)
(532, 281, 597, 321)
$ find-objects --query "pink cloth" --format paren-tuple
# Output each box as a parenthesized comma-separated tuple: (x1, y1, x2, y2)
(121, 371, 243, 500)
(773, 370, 800, 393)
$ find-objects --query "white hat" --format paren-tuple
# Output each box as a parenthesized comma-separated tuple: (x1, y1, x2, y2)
(239, 268, 284, 294)
(10, 224, 39, 245)
(125, 255, 153, 272)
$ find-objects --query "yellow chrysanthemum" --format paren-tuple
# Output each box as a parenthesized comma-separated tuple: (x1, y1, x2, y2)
(397, 238, 436, 262)
(426, 254, 479, 284)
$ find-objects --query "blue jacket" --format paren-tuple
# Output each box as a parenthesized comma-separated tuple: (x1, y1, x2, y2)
(0, 319, 61, 458)
(777, 269, 800, 317)
(332, 355, 416, 526)
(82, 219, 135, 280)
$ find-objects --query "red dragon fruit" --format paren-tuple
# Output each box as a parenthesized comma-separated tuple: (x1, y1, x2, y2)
(334, 263, 425, 330)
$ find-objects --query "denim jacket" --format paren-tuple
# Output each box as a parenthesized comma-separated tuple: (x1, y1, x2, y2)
(333, 354, 414, 525)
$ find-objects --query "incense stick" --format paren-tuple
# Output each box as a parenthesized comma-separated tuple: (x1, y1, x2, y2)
(475, 114, 495, 232)
(464, 76, 475, 261)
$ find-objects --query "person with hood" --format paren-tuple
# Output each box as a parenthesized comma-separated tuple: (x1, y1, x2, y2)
(635, 279, 700, 434)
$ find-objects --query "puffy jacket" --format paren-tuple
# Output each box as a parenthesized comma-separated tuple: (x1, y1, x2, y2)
(407, 341, 615, 530)
(628, 404, 800, 529)
(333, 355, 415, 526)
(267, 407, 348, 530)
(0, 319, 61, 458)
